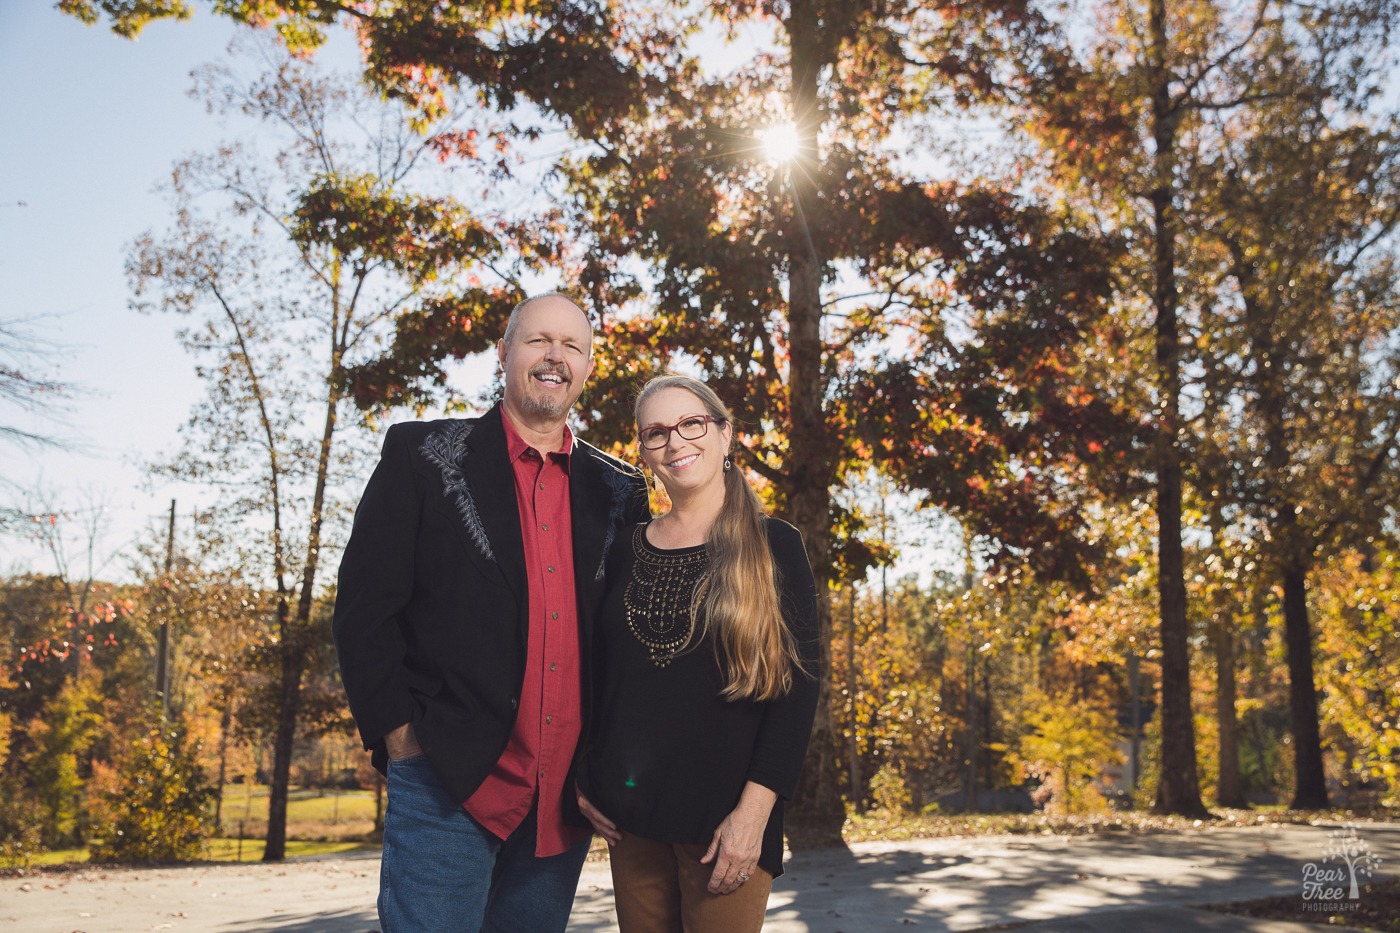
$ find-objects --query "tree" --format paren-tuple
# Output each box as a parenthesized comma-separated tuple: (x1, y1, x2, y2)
(0, 316, 73, 455)
(56, 0, 192, 38)
(1024, 0, 1332, 817)
(68, 0, 1129, 846)
(129, 42, 519, 860)
(0, 667, 42, 867)
(11, 491, 124, 680)
(1312, 546, 1400, 803)
(25, 671, 104, 846)
(1186, 3, 1400, 807)
(87, 725, 217, 863)
(552, 1, 1133, 840)
(1013, 687, 1126, 815)
(126, 522, 278, 826)
(1197, 496, 1259, 808)
(830, 578, 962, 814)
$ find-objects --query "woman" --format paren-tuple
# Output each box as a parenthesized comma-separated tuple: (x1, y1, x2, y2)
(576, 373, 820, 933)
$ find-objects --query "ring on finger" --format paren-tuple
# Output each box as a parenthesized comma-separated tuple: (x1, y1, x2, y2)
(737, 870, 751, 882)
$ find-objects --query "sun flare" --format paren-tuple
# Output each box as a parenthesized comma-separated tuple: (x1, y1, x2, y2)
(759, 122, 802, 164)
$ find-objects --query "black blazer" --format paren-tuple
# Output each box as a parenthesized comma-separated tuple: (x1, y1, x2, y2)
(332, 403, 650, 806)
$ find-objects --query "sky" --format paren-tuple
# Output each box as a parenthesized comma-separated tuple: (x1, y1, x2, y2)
(0, 5, 393, 577)
(0, 3, 958, 585)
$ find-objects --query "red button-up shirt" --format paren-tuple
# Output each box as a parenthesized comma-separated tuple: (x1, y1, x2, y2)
(463, 414, 587, 856)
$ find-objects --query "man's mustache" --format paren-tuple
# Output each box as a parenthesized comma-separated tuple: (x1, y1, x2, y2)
(530, 363, 572, 382)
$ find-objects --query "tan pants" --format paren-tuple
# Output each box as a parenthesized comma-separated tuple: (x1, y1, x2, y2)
(609, 831, 773, 933)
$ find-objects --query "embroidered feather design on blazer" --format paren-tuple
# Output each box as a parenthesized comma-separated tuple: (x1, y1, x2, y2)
(419, 422, 495, 562)
(596, 464, 639, 582)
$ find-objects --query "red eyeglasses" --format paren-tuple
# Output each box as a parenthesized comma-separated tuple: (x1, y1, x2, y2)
(638, 415, 725, 450)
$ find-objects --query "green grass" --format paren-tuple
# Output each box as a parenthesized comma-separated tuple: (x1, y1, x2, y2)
(32, 847, 90, 866)
(14, 785, 382, 868)
(217, 784, 377, 830)
(26, 839, 377, 866)
(205, 838, 378, 862)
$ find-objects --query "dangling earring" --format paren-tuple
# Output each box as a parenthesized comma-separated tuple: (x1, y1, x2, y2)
(723, 455, 733, 472)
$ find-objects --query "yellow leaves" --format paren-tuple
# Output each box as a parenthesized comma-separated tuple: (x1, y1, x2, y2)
(1014, 687, 1126, 816)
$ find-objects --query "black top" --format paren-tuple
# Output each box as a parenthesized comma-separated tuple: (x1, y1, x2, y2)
(578, 517, 821, 878)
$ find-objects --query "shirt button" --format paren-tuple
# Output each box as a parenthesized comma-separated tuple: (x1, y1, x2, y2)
(541, 523, 548, 531)
(550, 663, 557, 672)
(538, 483, 545, 490)
(547, 566, 555, 573)
(546, 715, 553, 724)
(551, 611, 559, 619)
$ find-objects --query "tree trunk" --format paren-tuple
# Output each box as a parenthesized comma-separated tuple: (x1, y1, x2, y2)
(1128, 651, 1141, 791)
(264, 317, 345, 861)
(1147, 0, 1207, 819)
(964, 640, 979, 811)
(846, 588, 861, 808)
(1281, 554, 1328, 808)
(1232, 239, 1329, 811)
(981, 651, 993, 790)
(263, 638, 308, 862)
(782, 0, 846, 849)
(784, 235, 844, 844)
(1213, 621, 1248, 808)
(1258, 348, 1327, 808)
(1207, 504, 1247, 809)
(215, 695, 232, 829)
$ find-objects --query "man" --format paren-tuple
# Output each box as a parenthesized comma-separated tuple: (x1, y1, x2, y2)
(333, 293, 650, 932)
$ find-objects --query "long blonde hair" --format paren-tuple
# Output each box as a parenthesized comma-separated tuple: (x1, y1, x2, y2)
(635, 374, 801, 701)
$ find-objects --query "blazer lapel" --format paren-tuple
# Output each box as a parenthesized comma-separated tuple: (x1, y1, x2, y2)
(571, 440, 646, 610)
(461, 405, 528, 602)
(570, 446, 612, 598)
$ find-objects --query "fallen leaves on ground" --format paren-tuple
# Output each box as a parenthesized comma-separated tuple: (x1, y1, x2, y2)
(841, 807, 1397, 843)
(1203, 877, 1400, 932)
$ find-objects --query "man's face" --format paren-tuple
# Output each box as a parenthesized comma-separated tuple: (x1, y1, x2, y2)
(497, 297, 594, 427)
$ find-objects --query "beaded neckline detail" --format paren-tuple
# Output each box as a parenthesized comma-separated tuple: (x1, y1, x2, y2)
(624, 525, 708, 667)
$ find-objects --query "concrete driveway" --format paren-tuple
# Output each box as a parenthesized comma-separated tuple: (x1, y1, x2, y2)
(3, 822, 1396, 932)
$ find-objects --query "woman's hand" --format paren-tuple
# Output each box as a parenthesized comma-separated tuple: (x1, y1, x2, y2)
(699, 781, 777, 894)
(576, 788, 622, 847)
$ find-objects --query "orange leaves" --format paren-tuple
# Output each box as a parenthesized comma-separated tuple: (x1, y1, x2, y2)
(426, 128, 480, 162)
(5, 593, 130, 678)
(1062, 384, 1095, 408)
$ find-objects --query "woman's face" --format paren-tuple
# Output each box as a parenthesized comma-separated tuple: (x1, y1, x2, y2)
(636, 386, 732, 500)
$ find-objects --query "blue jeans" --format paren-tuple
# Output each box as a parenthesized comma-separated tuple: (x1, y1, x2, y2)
(379, 754, 589, 933)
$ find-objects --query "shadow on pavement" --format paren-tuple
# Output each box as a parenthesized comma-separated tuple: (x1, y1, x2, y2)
(757, 823, 1400, 932)
(223, 906, 380, 933)
(6, 823, 1396, 932)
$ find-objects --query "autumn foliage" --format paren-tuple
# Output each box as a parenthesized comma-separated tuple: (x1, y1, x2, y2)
(16, 0, 1400, 865)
